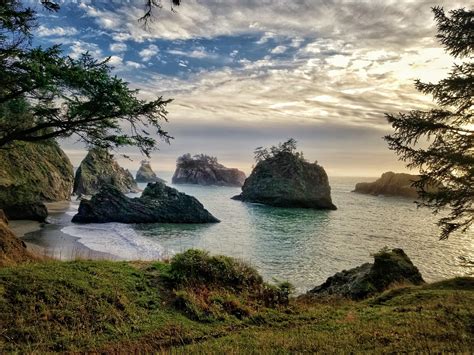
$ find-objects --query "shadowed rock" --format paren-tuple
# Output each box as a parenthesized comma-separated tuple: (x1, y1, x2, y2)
(172, 154, 246, 187)
(73, 148, 138, 196)
(136, 160, 166, 183)
(72, 183, 219, 224)
(308, 248, 425, 300)
(232, 151, 336, 210)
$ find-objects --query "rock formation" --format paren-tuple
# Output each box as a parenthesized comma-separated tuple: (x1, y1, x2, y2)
(0, 141, 74, 221)
(308, 248, 424, 300)
(172, 154, 246, 187)
(0, 210, 38, 266)
(72, 182, 219, 224)
(353, 171, 435, 199)
(136, 160, 165, 183)
(73, 148, 138, 196)
(232, 151, 336, 210)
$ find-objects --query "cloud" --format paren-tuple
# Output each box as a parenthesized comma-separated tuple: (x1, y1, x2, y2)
(139, 44, 159, 61)
(126, 61, 145, 69)
(68, 40, 102, 59)
(271, 45, 287, 54)
(167, 46, 218, 59)
(36, 25, 78, 37)
(107, 55, 123, 66)
(110, 42, 127, 52)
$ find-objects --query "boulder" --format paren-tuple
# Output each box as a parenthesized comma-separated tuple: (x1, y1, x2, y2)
(353, 172, 436, 199)
(136, 160, 165, 183)
(73, 148, 138, 196)
(0, 141, 74, 220)
(308, 248, 425, 300)
(72, 183, 219, 224)
(232, 152, 336, 209)
(0, 210, 38, 266)
(172, 154, 246, 187)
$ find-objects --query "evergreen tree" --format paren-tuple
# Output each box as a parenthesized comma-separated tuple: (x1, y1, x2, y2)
(0, 1, 172, 156)
(385, 7, 473, 239)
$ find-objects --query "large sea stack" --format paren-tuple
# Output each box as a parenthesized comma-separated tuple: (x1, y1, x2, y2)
(0, 141, 74, 221)
(73, 148, 138, 196)
(232, 141, 336, 210)
(172, 154, 246, 187)
(307, 248, 425, 300)
(353, 171, 434, 199)
(136, 160, 165, 183)
(72, 182, 219, 224)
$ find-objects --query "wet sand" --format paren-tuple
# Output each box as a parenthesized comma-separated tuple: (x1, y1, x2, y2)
(10, 200, 119, 261)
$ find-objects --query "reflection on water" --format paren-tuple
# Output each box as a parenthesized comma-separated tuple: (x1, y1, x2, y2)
(24, 176, 473, 293)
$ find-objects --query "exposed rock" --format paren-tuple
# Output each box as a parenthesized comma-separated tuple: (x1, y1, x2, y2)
(353, 172, 435, 199)
(232, 152, 336, 209)
(172, 154, 246, 187)
(308, 248, 425, 300)
(136, 160, 165, 183)
(73, 148, 138, 196)
(3, 203, 48, 222)
(0, 141, 74, 220)
(0, 210, 38, 266)
(72, 183, 219, 224)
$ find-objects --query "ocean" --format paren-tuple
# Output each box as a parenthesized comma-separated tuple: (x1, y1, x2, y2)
(23, 175, 473, 294)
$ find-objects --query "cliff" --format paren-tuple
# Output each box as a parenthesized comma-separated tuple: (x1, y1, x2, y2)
(233, 151, 336, 210)
(172, 154, 246, 187)
(73, 148, 138, 196)
(0, 141, 74, 220)
(353, 171, 433, 198)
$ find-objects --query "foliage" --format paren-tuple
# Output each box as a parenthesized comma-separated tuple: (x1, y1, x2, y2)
(176, 153, 219, 168)
(254, 138, 304, 163)
(0, 1, 171, 156)
(384, 7, 473, 239)
(1, 258, 473, 353)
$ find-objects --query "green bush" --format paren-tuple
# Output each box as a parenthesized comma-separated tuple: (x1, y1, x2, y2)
(168, 249, 263, 291)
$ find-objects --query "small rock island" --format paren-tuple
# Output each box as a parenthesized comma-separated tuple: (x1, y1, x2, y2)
(353, 171, 433, 199)
(73, 148, 138, 196)
(232, 139, 336, 210)
(136, 160, 165, 183)
(172, 154, 246, 187)
(72, 182, 219, 224)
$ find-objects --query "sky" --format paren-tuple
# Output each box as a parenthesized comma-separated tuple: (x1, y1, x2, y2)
(30, 0, 468, 176)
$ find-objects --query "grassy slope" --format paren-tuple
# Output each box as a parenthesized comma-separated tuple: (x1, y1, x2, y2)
(0, 259, 473, 353)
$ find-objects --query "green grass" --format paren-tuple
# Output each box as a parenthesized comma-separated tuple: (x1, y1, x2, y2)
(0, 252, 473, 353)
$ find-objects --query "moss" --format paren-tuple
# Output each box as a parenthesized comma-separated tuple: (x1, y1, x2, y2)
(0, 140, 73, 206)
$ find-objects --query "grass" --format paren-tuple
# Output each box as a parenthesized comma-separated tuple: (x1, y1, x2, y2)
(0, 251, 473, 353)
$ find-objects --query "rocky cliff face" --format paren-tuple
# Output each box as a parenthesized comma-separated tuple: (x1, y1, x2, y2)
(136, 160, 165, 183)
(0, 141, 74, 220)
(72, 183, 219, 224)
(73, 149, 138, 196)
(233, 152, 336, 210)
(0, 210, 38, 266)
(172, 154, 246, 187)
(353, 172, 430, 198)
(308, 248, 424, 300)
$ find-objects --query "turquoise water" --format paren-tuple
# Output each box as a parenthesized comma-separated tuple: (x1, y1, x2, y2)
(28, 175, 473, 293)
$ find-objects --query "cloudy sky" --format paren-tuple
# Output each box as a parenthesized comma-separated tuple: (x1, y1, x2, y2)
(31, 0, 467, 176)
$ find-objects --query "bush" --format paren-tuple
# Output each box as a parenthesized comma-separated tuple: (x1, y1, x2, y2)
(168, 249, 263, 291)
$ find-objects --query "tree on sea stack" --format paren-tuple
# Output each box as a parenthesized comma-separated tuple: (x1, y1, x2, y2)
(385, 7, 473, 239)
(0, 1, 172, 157)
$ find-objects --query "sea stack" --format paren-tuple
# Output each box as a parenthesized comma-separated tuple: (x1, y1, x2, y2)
(72, 182, 219, 224)
(136, 160, 165, 183)
(73, 148, 138, 196)
(172, 154, 246, 187)
(353, 171, 435, 199)
(232, 140, 336, 210)
(0, 140, 74, 221)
